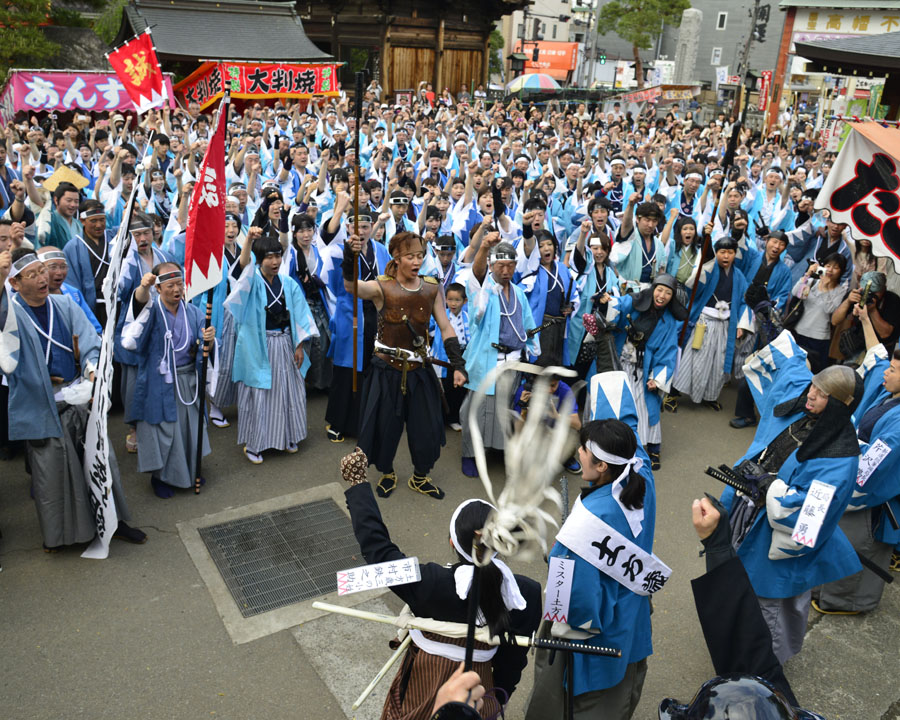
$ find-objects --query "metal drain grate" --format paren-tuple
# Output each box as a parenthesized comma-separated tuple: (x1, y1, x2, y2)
(199, 499, 362, 618)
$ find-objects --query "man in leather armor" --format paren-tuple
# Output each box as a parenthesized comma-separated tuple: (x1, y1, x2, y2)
(343, 231, 467, 499)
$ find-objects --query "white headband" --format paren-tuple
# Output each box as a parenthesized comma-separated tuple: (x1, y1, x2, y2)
(9, 254, 42, 279)
(685, 172, 704, 181)
(39, 250, 67, 263)
(586, 439, 645, 536)
(449, 499, 527, 612)
(610, 158, 626, 167)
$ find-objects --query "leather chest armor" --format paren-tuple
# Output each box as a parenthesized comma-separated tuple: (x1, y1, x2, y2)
(375, 275, 439, 368)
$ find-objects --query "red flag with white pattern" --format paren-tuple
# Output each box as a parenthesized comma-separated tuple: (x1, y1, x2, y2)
(184, 93, 228, 300)
(106, 29, 168, 113)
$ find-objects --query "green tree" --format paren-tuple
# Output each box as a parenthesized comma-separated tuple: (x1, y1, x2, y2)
(488, 28, 505, 79)
(94, 0, 129, 45)
(0, 0, 59, 84)
(596, 0, 691, 88)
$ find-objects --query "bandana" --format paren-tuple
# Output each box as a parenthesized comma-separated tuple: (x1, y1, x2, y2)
(79, 207, 106, 220)
(155, 269, 183, 285)
(685, 172, 704, 181)
(40, 250, 67, 263)
(586, 440, 645, 536)
(9, 253, 42, 278)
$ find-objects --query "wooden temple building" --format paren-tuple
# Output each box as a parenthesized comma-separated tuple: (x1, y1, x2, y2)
(299, 0, 527, 94)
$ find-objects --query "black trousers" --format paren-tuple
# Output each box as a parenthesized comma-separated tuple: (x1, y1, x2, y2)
(357, 358, 445, 475)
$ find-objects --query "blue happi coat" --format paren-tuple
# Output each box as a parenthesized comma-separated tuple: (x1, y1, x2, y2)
(224, 265, 318, 387)
(851, 344, 900, 545)
(0, 291, 100, 440)
(549, 371, 656, 695)
(323, 239, 391, 369)
(463, 272, 539, 395)
(735, 239, 792, 311)
(521, 260, 580, 365)
(114, 242, 172, 366)
(607, 294, 680, 428)
(683, 258, 752, 374)
(63, 229, 117, 311)
(121, 297, 206, 425)
(566, 254, 619, 366)
(720, 331, 861, 598)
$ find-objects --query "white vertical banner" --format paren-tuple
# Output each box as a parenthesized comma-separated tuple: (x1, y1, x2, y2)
(80, 183, 141, 559)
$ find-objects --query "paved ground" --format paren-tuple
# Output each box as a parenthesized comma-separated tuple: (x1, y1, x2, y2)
(1, 384, 898, 719)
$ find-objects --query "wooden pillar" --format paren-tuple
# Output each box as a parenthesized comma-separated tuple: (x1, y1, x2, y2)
(331, 14, 340, 66)
(383, 22, 392, 97)
(482, 30, 490, 89)
(435, 18, 445, 92)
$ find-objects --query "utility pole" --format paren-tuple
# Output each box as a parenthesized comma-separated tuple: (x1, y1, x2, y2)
(738, 0, 761, 78)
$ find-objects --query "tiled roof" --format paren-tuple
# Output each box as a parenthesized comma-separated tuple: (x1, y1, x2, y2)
(119, 0, 331, 62)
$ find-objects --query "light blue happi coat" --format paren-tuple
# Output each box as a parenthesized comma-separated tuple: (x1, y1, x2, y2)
(462, 272, 539, 395)
(548, 371, 656, 695)
(0, 291, 100, 440)
(720, 331, 861, 599)
(225, 265, 317, 388)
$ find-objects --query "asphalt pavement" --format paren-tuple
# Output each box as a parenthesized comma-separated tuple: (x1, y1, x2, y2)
(1, 384, 897, 720)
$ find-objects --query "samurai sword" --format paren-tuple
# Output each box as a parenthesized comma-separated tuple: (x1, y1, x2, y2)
(705, 465, 759, 501)
(311, 601, 620, 657)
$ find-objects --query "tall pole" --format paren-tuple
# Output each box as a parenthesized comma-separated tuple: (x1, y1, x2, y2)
(352, 71, 364, 393)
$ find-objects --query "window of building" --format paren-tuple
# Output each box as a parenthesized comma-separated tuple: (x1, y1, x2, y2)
(518, 23, 525, 39)
(541, 22, 547, 35)
(711, 47, 722, 65)
(717, 12, 727, 30)
(552, 24, 557, 39)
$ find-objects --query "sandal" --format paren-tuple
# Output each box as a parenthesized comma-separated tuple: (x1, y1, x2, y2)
(663, 395, 678, 413)
(811, 598, 861, 616)
(649, 452, 661, 471)
(244, 447, 263, 465)
(703, 400, 722, 412)
(408, 474, 445, 500)
(125, 429, 138, 453)
(376, 472, 397, 498)
(890, 552, 900, 572)
(326, 426, 345, 443)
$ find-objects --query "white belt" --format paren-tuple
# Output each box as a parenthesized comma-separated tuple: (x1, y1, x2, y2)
(495, 351, 521, 363)
(374, 341, 423, 363)
(408, 629, 497, 663)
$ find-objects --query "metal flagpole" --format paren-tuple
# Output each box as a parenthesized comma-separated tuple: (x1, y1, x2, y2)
(194, 91, 230, 494)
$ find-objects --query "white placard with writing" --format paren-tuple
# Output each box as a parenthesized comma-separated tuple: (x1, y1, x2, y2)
(791, 480, 837, 548)
(542, 557, 575, 623)
(857, 439, 892, 487)
(337, 557, 421, 595)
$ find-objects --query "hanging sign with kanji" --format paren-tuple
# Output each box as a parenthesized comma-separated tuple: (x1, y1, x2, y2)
(176, 62, 340, 110)
(107, 29, 168, 113)
(815, 122, 900, 272)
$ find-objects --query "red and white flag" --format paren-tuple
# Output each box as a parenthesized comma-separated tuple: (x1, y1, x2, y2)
(184, 93, 229, 301)
(107, 29, 168, 113)
(815, 122, 900, 273)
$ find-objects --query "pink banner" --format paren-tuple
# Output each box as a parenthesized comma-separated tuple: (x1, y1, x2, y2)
(4, 70, 175, 121)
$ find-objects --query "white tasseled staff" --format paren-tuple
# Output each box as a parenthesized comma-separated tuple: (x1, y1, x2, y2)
(462, 360, 580, 668)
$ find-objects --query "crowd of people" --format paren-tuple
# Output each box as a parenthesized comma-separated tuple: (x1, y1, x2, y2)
(2, 85, 900, 718)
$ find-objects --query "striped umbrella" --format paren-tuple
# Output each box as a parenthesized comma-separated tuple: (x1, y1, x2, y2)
(505, 73, 561, 93)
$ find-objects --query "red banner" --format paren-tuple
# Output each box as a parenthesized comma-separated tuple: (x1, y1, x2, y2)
(176, 62, 340, 111)
(184, 95, 228, 301)
(106, 29, 167, 114)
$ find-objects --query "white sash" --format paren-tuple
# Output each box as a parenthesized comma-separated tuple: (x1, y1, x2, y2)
(555, 497, 672, 596)
(408, 629, 497, 663)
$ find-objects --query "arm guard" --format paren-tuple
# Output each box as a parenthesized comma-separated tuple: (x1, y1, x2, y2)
(443, 336, 468, 378)
(342, 243, 356, 283)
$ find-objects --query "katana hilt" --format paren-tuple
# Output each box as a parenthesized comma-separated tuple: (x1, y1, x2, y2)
(531, 635, 621, 658)
(705, 465, 758, 501)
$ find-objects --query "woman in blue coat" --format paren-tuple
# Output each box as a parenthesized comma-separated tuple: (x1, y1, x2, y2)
(605, 273, 685, 470)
